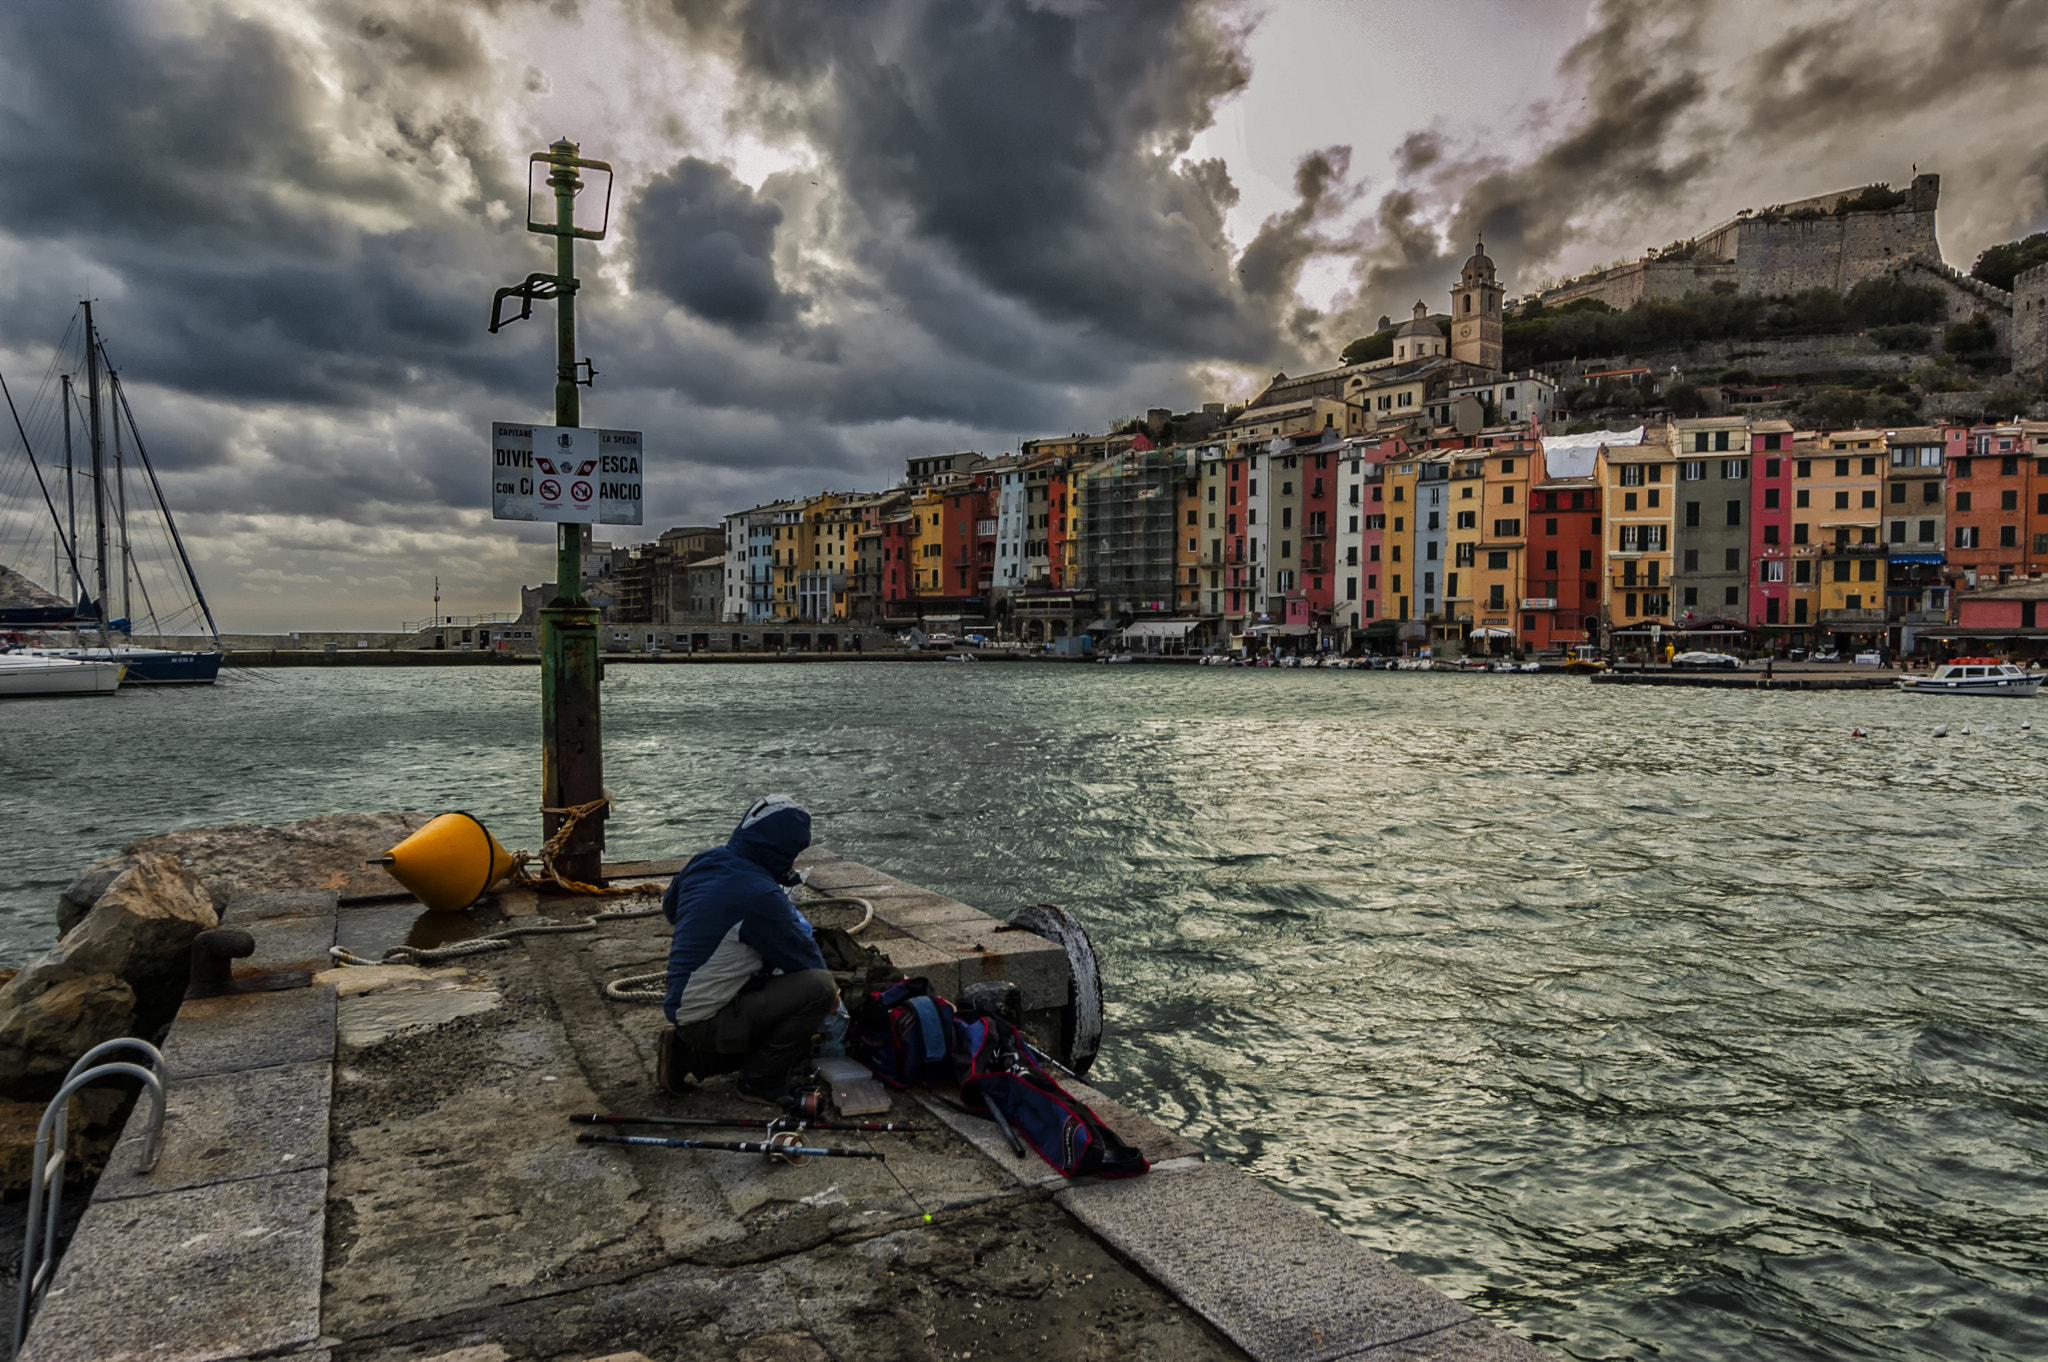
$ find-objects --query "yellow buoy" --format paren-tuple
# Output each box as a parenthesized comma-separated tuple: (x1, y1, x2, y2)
(374, 812, 517, 913)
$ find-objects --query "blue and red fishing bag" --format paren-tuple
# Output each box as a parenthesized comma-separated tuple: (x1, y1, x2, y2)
(850, 976, 1148, 1180)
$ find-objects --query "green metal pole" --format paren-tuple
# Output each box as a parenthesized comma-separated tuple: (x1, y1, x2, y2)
(539, 139, 606, 885)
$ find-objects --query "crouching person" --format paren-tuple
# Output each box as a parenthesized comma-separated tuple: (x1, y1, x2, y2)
(661, 794, 838, 1105)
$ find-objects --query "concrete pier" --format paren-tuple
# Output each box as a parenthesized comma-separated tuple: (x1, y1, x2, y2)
(18, 845, 1549, 1362)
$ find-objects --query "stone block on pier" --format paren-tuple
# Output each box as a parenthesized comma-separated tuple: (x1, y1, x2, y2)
(95, 1060, 331, 1201)
(1057, 1161, 1473, 1362)
(159, 983, 335, 1080)
(18, 1167, 327, 1362)
(909, 918, 1070, 1013)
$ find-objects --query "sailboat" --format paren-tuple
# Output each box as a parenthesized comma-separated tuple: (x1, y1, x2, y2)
(2, 303, 223, 686)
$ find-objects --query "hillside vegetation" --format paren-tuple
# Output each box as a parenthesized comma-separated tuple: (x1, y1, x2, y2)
(1499, 279, 1946, 368)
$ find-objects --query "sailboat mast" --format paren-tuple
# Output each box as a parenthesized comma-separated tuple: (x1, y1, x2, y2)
(62, 374, 76, 601)
(113, 371, 130, 625)
(83, 301, 108, 625)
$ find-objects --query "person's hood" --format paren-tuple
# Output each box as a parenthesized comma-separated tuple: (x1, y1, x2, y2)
(726, 793, 812, 884)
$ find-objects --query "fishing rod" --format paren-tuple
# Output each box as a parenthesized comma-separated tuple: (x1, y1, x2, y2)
(570, 1113, 930, 1134)
(576, 1131, 883, 1163)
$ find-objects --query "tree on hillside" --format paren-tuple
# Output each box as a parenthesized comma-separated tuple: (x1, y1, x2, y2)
(1339, 331, 1394, 366)
(1971, 232, 2048, 292)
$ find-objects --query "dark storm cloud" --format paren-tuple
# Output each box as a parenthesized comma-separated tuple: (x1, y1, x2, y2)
(1338, 1, 1714, 328)
(1336, 0, 2048, 335)
(631, 158, 800, 331)
(640, 0, 1273, 360)
(1738, 0, 2048, 141)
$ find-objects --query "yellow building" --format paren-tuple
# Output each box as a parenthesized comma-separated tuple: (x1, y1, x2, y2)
(1444, 455, 1485, 634)
(906, 488, 945, 597)
(1175, 451, 1203, 614)
(1600, 437, 1676, 638)
(1805, 432, 1889, 637)
(1381, 455, 1421, 623)
(1196, 446, 1231, 621)
(1474, 440, 1535, 648)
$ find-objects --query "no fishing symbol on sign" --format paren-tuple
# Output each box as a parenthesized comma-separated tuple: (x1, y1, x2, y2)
(491, 423, 643, 525)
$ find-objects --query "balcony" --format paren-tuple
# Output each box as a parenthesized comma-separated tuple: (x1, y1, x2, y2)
(1818, 608, 1887, 625)
(1817, 541, 1888, 558)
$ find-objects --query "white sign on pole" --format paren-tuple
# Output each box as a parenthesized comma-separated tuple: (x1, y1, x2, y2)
(491, 422, 643, 525)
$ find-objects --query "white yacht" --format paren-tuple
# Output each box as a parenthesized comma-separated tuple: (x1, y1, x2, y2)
(0, 653, 123, 698)
(1898, 658, 2043, 697)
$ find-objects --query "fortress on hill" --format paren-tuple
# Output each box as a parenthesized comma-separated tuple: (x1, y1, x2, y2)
(1535, 172, 2048, 376)
(1538, 173, 1948, 309)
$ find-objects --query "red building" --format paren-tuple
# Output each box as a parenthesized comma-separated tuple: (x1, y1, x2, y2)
(1946, 423, 2044, 590)
(879, 514, 915, 616)
(936, 482, 995, 602)
(1748, 419, 1796, 629)
(1525, 441, 1604, 650)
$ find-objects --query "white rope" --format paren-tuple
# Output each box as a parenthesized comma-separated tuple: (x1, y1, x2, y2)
(327, 899, 663, 969)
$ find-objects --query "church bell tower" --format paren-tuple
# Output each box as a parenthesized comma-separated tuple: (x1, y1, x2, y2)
(1450, 238, 1504, 372)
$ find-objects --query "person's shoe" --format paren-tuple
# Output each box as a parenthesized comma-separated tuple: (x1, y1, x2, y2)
(656, 1029, 702, 1096)
(734, 1075, 798, 1108)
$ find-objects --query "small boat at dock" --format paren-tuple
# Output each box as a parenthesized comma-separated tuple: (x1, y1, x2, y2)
(1897, 658, 2042, 697)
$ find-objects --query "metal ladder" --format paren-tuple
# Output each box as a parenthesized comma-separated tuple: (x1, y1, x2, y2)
(12, 1039, 168, 1354)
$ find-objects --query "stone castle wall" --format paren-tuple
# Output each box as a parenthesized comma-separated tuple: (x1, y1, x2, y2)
(1539, 175, 1948, 311)
(2015, 261, 2048, 376)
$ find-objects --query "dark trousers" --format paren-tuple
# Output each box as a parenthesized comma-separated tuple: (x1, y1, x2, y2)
(674, 969, 838, 1084)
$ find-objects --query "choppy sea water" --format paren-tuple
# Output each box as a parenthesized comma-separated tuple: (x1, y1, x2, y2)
(4, 663, 2046, 1360)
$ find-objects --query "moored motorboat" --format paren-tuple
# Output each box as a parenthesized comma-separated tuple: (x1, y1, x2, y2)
(0, 653, 122, 698)
(1897, 658, 2042, 697)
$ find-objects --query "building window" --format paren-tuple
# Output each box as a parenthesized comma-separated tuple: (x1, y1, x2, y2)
(2003, 489, 2021, 511)
(1728, 500, 1743, 527)
(1683, 586, 1698, 606)
(1796, 490, 1810, 508)
(1859, 559, 1878, 582)
(1794, 598, 1808, 623)
(2001, 525, 2018, 548)
(1685, 501, 1701, 526)
(1682, 461, 1706, 480)
(1760, 560, 1785, 583)
(1621, 464, 1644, 487)
(1764, 524, 1780, 544)
(1919, 520, 1936, 543)
(1957, 492, 1973, 512)
(1833, 491, 1850, 509)
(1487, 550, 1509, 570)
(1890, 521, 1906, 543)
(1683, 549, 1700, 571)
(1795, 560, 1811, 583)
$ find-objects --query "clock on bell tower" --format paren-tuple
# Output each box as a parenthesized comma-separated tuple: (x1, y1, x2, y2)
(1449, 237, 1504, 372)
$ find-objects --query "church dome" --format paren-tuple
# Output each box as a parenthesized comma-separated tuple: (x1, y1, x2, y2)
(1392, 301, 1434, 338)
(1460, 238, 1496, 283)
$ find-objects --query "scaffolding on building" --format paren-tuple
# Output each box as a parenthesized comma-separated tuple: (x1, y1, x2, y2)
(1080, 448, 1185, 612)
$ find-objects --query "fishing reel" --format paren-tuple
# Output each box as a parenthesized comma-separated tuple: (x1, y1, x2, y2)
(766, 1130, 809, 1165)
(779, 1086, 825, 1120)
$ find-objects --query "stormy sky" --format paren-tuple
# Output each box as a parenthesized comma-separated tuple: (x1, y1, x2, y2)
(1, 0, 2044, 631)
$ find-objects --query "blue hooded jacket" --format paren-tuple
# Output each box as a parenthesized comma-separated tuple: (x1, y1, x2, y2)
(662, 795, 827, 1024)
